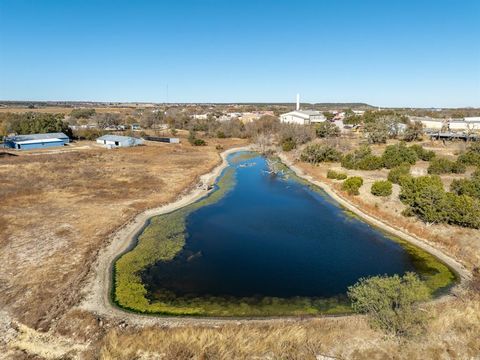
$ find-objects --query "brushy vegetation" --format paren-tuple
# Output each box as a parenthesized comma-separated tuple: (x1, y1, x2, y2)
(348, 273, 430, 337)
(400, 175, 480, 228)
(98, 294, 480, 360)
(458, 143, 480, 166)
(327, 169, 347, 180)
(72, 128, 106, 140)
(281, 137, 296, 151)
(300, 144, 342, 165)
(188, 130, 207, 146)
(371, 180, 392, 196)
(315, 121, 340, 138)
(382, 142, 418, 169)
(1, 112, 72, 137)
(341, 145, 383, 170)
(450, 170, 480, 199)
(342, 176, 364, 195)
(409, 144, 435, 161)
(70, 108, 96, 119)
(427, 157, 466, 174)
(387, 163, 412, 184)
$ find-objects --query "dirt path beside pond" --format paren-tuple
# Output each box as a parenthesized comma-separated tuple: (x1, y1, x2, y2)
(78, 147, 469, 327)
(277, 153, 471, 287)
(77, 145, 281, 326)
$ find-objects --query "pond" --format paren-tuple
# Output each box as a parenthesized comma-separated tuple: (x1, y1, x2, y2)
(113, 151, 457, 317)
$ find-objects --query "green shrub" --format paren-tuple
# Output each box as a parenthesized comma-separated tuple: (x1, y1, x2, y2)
(72, 128, 106, 141)
(458, 152, 480, 166)
(315, 121, 340, 138)
(341, 145, 383, 170)
(7, 112, 73, 137)
(399, 175, 447, 224)
(399, 174, 480, 228)
(364, 121, 389, 144)
(458, 143, 480, 166)
(427, 158, 466, 174)
(371, 180, 393, 196)
(281, 137, 296, 152)
(216, 131, 226, 138)
(473, 167, 480, 179)
(300, 144, 342, 164)
(388, 163, 411, 184)
(327, 169, 347, 180)
(342, 176, 363, 195)
(192, 138, 206, 146)
(409, 144, 435, 161)
(444, 193, 480, 229)
(382, 142, 418, 169)
(450, 177, 480, 199)
(357, 155, 384, 170)
(70, 108, 96, 119)
(188, 130, 207, 146)
(348, 273, 430, 337)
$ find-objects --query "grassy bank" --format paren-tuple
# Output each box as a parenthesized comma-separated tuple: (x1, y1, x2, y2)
(113, 167, 237, 315)
(112, 152, 457, 317)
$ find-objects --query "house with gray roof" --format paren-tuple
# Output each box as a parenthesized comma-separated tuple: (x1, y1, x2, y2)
(4, 132, 70, 150)
(280, 110, 326, 125)
(96, 135, 144, 148)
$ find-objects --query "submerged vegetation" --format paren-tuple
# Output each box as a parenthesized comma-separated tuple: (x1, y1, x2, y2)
(114, 167, 237, 315)
(113, 152, 457, 317)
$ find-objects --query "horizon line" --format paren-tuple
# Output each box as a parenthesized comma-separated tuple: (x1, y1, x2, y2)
(1, 99, 479, 110)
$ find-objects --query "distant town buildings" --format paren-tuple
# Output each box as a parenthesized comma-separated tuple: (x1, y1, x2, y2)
(279, 94, 327, 125)
(193, 111, 275, 124)
(409, 116, 480, 132)
(280, 110, 327, 125)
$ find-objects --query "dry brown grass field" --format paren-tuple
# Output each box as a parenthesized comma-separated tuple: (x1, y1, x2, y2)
(1, 134, 480, 359)
(0, 106, 138, 115)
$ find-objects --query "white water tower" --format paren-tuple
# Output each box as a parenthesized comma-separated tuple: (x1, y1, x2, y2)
(296, 94, 300, 111)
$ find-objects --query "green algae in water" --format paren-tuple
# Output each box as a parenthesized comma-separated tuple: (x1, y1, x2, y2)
(113, 152, 457, 317)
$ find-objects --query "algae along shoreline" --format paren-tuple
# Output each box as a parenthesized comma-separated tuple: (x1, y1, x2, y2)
(111, 151, 457, 317)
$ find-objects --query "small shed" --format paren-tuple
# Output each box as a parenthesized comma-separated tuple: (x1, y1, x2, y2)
(96, 135, 144, 148)
(4, 132, 70, 150)
(143, 135, 180, 144)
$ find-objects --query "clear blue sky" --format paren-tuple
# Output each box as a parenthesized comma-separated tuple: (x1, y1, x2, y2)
(0, 0, 479, 107)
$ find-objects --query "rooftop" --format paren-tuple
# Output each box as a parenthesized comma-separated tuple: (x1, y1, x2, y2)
(7, 132, 69, 142)
(97, 135, 143, 143)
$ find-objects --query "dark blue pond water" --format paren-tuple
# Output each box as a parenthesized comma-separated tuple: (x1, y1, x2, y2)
(143, 152, 418, 299)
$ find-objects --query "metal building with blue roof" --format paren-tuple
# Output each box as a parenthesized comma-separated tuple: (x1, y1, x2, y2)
(4, 132, 70, 150)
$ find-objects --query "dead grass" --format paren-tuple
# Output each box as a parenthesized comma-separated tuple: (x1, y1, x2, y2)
(0, 138, 247, 331)
(2, 137, 480, 359)
(0, 106, 137, 115)
(95, 293, 480, 360)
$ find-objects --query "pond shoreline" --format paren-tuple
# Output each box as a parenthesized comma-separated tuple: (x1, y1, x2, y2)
(277, 152, 471, 288)
(78, 147, 470, 326)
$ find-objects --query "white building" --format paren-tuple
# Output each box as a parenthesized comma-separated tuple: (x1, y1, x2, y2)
(408, 116, 445, 130)
(280, 94, 326, 125)
(408, 116, 480, 133)
(465, 116, 480, 122)
(96, 135, 144, 149)
(280, 110, 326, 125)
(449, 119, 480, 132)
